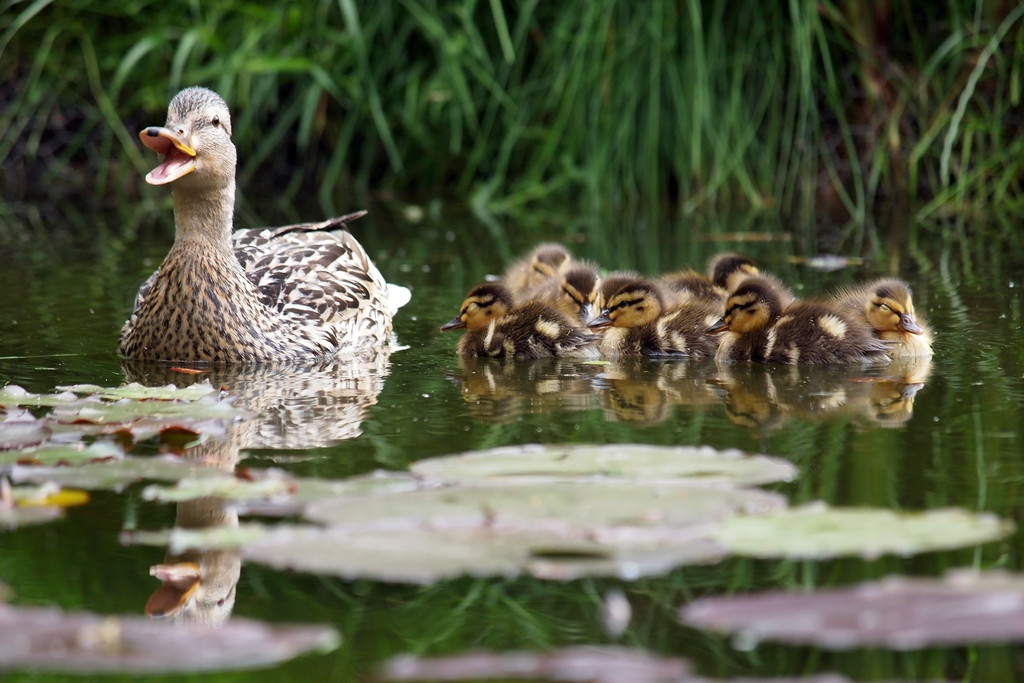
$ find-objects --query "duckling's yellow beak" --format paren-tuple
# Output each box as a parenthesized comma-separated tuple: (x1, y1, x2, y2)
(706, 317, 729, 334)
(145, 560, 200, 617)
(899, 314, 924, 335)
(440, 316, 467, 332)
(139, 126, 197, 185)
(587, 311, 613, 330)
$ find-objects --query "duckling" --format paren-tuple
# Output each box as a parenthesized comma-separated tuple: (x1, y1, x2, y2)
(827, 278, 933, 358)
(441, 283, 599, 360)
(658, 269, 726, 306)
(659, 253, 759, 306)
(588, 278, 721, 359)
(708, 253, 760, 292)
(707, 276, 890, 365)
(120, 86, 408, 363)
(599, 270, 642, 307)
(534, 261, 603, 323)
(499, 243, 573, 299)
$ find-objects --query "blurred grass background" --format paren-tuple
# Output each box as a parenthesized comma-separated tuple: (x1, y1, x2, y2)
(1, 0, 1022, 240)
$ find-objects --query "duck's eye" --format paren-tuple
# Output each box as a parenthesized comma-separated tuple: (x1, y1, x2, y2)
(212, 115, 220, 126)
(879, 303, 892, 312)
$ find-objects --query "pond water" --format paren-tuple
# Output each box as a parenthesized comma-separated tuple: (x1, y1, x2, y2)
(2, 204, 1024, 681)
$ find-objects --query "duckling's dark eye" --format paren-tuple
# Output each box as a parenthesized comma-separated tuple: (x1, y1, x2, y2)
(211, 115, 220, 126)
(880, 303, 892, 312)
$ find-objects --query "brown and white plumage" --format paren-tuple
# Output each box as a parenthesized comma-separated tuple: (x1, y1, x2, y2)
(827, 278, 933, 358)
(120, 86, 407, 363)
(588, 278, 721, 360)
(440, 283, 599, 360)
(707, 277, 890, 365)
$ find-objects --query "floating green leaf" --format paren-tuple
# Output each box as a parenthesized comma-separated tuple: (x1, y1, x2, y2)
(305, 482, 786, 534)
(682, 570, 1024, 650)
(0, 440, 124, 466)
(0, 602, 338, 674)
(10, 457, 231, 491)
(410, 443, 797, 487)
(714, 504, 1015, 560)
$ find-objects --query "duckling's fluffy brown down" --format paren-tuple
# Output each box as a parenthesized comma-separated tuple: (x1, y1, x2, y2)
(441, 283, 599, 360)
(710, 277, 891, 365)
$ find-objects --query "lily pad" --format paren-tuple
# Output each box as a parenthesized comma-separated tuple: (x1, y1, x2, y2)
(0, 440, 124, 466)
(56, 381, 221, 401)
(305, 482, 786, 534)
(410, 443, 797, 488)
(713, 503, 1014, 560)
(0, 602, 338, 674)
(378, 646, 692, 682)
(142, 470, 297, 503)
(681, 570, 1024, 650)
(121, 523, 272, 555)
(10, 457, 232, 491)
(0, 503, 64, 529)
(243, 524, 727, 584)
(234, 471, 421, 517)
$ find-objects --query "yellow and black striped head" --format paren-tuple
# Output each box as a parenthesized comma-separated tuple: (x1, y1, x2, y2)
(555, 263, 602, 323)
(588, 279, 664, 330)
(706, 278, 782, 335)
(441, 283, 515, 332)
(865, 279, 924, 335)
(708, 253, 759, 292)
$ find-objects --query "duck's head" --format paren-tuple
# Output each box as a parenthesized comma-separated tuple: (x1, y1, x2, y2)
(709, 253, 759, 292)
(588, 279, 664, 331)
(526, 243, 572, 289)
(865, 279, 924, 335)
(139, 86, 235, 190)
(557, 263, 602, 323)
(441, 283, 515, 332)
(706, 278, 782, 335)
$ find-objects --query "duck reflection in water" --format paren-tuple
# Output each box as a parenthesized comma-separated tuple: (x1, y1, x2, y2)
(708, 355, 931, 434)
(123, 353, 391, 624)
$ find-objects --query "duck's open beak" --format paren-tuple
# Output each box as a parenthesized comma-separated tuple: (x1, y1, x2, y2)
(899, 314, 924, 335)
(706, 317, 729, 334)
(440, 316, 466, 332)
(587, 311, 613, 331)
(139, 126, 197, 185)
(145, 560, 200, 617)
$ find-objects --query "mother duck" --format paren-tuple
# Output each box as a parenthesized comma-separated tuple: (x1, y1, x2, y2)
(120, 86, 408, 363)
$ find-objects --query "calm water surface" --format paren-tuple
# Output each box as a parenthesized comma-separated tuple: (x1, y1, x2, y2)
(2, 205, 1024, 681)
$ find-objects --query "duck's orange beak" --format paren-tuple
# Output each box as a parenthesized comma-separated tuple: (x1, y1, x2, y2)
(139, 126, 197, 185)
(145, 561, 200, 617)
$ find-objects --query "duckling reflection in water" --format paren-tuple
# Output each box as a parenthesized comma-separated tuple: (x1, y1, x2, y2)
(827, 278, 933, 358)
(595, 358, 720, 424)
(708, 277, 891, 365)
(446, 357, 601, 423)
(441, 283, 600, 360)
(588, 278, 721, 359)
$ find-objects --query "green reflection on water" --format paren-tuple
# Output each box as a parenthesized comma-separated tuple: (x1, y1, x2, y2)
(2, 205, 1024, 681)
